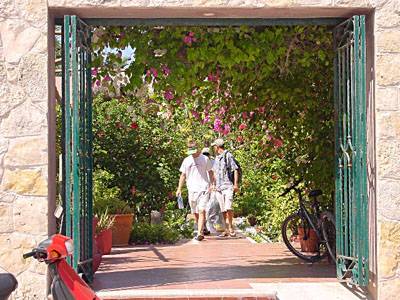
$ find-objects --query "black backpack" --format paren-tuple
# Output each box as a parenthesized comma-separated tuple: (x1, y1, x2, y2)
(224, 152, 242, 185)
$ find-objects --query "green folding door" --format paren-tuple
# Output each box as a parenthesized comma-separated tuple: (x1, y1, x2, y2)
(62, 15, 94, 282)
(333, 16, 368, 286)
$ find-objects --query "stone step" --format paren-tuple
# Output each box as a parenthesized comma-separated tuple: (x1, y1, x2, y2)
(97, 289, 277, 300)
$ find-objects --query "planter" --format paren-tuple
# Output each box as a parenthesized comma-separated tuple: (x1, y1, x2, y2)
(247, 217, 257, 226)
(93, 237, 102, 274)
(97, 229, 112, 255)
(110, 214, 134, 246)
(297, 227, 319, 252)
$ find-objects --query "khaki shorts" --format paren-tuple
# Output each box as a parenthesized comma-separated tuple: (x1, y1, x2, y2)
(215, 188, 234, 212)
(188, 191, 210, 214)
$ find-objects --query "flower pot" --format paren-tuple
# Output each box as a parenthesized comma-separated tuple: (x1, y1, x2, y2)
(92, 216, 99, 233)
(247, 217, 257, 226)
(110, 214, 134, 246)
(297, 227, 319, 252)
(101, 228, 112, 255)
(92, 237, 102, 274)
(95, 231, 104, 254)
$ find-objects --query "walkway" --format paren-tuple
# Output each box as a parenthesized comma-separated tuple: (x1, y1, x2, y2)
(91, 231, 367, 300)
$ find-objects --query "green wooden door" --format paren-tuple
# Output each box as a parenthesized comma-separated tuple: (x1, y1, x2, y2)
(333, 15, 368, 286)
(61, 15, 94, 282)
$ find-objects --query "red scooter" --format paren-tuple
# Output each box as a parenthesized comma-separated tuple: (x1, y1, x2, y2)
(23, 234, 101, 300)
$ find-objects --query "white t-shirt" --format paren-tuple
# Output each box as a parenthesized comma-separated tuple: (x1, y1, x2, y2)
(179, 154, 212, 192)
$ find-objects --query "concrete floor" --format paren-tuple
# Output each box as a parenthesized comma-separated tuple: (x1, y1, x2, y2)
(91, 231, 369, 300)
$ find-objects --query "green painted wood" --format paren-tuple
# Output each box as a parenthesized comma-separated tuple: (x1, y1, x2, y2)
(333, 15, 368, 286)
(71, 15, 80, 271)
(62, 17, 72, 267)
(62, 15, 94, 279)
(55, 17, 346, 27)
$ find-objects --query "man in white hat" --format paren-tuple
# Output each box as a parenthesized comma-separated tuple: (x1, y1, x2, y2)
(211, 138, 241, 237)
(176, 140, 214, 241)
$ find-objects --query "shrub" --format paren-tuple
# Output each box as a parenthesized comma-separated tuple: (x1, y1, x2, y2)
(130, 222, 181, 245)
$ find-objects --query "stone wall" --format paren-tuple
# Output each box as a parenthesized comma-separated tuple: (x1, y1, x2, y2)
(0, 0, 399, 299)
(0, 0, 49, 299)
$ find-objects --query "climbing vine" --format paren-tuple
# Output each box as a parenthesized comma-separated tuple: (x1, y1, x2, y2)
(91, 24, 335, 203)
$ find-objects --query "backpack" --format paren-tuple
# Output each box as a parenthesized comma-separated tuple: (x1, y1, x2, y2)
(224, 152, 242, 185)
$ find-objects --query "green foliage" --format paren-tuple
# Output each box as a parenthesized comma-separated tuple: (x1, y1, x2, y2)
(96, 209, 116, 232)
(162, 200, 194, 239)
(130, 222, 181, 244)
(93, 169, 133, 215)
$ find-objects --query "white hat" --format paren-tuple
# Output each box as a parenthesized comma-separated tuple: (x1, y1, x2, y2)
(202, 147, 210, 154)
(211, 138, 224, 147)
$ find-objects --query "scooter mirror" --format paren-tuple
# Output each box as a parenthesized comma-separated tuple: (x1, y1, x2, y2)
(54, 205, 63, 219)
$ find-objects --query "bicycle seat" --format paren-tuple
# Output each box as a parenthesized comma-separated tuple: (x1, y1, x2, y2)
(308, 190, 322, 197)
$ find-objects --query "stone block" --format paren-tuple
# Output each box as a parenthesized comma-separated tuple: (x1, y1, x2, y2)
(15, 0, 48, 27)
(0, 203, 13, 233)
(4, 137, 47, 167)
(379, 277, 400, 300)
(0, 19, 41, 63)
(376, 87, 398, 111)
(14, 196, 47, 234)
(0, 192, 15, 203)
(0, 83, 26, 118)
(379, 221, 400, 278)
(0, 101, 47, 137)
(376, 112, 400, 140)
(377, 141, 400, 179)
(0, 0, 17, 22)
(376, 2, 400, 28)
(2, 169, 47, 196)
(333, 0, 370, 6)
(18, 52, 47, 101)
(47, 0, 66, 6)
(295, 0, 332, 5)
(377, 180, 400, 220)
(14, 269, 46, 300)
(377, 30, 400, 53)
(377, 54, 400, 86)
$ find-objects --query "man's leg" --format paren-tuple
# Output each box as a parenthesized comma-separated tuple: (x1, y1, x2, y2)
(224, 188, 236, 236)
(227, 210, 234, 232)
(198, 210, 205, 235)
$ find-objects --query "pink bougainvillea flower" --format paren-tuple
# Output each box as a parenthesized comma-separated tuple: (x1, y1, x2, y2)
(96, 80, 101, 86)
(192, 37, 197, 42)
(266, 135, 273, 140)
(91, 68, 98, 76)
(163, 92, 174, 100)
(106, 115, 110, 121)
(223, 129, 230, 135)
(191, 89, 196, 95)
(191, 110, 200, 119)
(176, 98, 182, 104)
(189, 31, 195, 37)
(238, 137, 243, 142)
(162, 65, 172, 74)
(131, 186, 136, 195)
(150, 68, 158, 77)
(239, 124, 246, 130)
(130, 123, 138, 130)
(242, 112, 247, 119)
(277, 153, 282, 158)
(98, 133, 104, 137)
(181, 104, 185, 108)
(117, 122, 122, 128)
(167, 87, 173, 92)
(104, 73, 110, 82)
(183, 36, 192, 45)
(249, 111, 254, 117)
(265, 152, 269, 157)
(146, 149, 152, 156)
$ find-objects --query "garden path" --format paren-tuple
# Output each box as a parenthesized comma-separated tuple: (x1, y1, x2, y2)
(90, 231, 367, 299)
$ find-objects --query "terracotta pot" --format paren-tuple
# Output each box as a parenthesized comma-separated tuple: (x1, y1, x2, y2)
(92, 217, 99, 234)
(92, 237, 102, 274)
(101, 229, 112, 255)
(247, 217, 257, 226)
(297, 227, 319, 252)
(95, 231, 104, 254)
(110, 214, 134, 246)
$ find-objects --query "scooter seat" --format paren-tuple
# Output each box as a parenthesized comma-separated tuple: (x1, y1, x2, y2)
(0, 267, 18, 299)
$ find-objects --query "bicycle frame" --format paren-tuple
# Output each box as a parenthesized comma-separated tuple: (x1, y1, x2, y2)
(294, 187, 325, 242)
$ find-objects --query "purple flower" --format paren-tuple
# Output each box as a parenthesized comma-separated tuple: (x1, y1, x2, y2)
(163, 92, 174, 100)
(191, 110, 199, 119)
(150, 68, 158, 77)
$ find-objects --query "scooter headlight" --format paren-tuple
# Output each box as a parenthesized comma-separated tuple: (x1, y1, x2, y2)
(65, 239, 74, 255)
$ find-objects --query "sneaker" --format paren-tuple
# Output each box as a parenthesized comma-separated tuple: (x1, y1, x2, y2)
(195, 235, 204, 241)
(203, 229, 211, 236)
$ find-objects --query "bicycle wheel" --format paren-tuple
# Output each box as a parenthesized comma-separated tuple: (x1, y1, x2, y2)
(322, 211, 336, 262)
(281, 213, 329, 262)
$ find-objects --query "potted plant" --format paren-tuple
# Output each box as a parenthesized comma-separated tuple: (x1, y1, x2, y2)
(95, 209, 115, 255)
(93, 170, 134, 246)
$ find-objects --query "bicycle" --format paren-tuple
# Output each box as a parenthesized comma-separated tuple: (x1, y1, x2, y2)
(280, 180, 336, 262)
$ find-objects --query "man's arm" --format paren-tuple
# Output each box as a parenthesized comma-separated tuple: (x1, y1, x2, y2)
(233, 169, 240, 194)
(208, 170, 215, 192)
(176, 173, 186, 197)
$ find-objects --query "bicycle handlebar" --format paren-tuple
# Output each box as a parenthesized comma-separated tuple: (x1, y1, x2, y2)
(279, 179, 302, 197)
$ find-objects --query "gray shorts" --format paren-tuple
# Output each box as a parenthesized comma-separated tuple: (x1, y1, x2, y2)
(188, 191, 210, 214)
